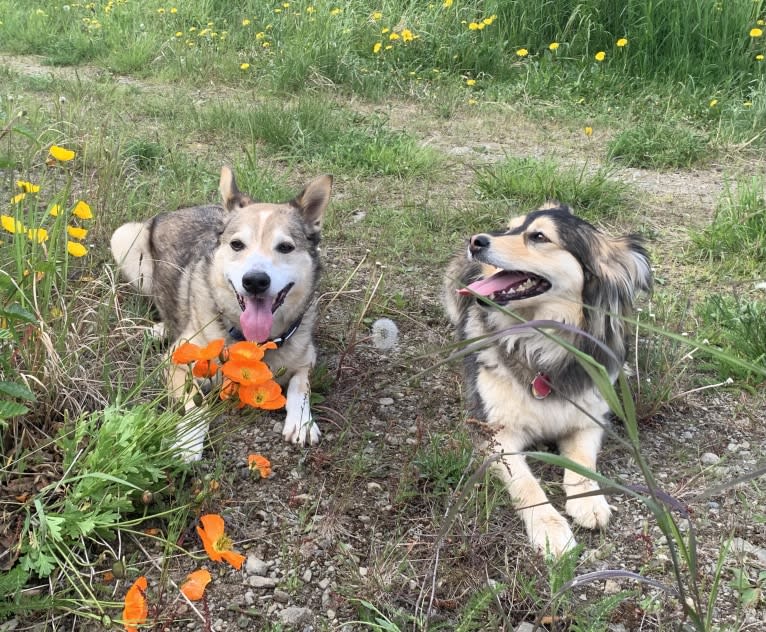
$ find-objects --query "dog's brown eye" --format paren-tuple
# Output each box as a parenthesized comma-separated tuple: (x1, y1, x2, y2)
(528, 231, 549, 243)
(276, 242, 295, 254)
(230, 239, 245, 251)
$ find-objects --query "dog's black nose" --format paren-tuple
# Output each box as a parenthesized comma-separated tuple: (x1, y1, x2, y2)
(469, 234, 491, 253)
(242, 271, 271, 294)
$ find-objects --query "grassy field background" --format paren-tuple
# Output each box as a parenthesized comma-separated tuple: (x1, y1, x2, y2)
(1, 1, 766, 630)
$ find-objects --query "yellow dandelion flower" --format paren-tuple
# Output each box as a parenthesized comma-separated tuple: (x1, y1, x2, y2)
(242, 18, 251, 26)
(27, 228, 49, 243)
(516, 48, 529, 57)
(709, 98, 718, 108)
(67, 241, 88, 257)
(595, 51, 606, 61)
(11, 193, 26, 204)
(584, 126, 593, 137)
(1, 215, 25, 234)
(67, 226, 88, 240)
(465, 78, 476, 86)
(240, 63, 250, 70)
(16, 180, 40, 193)
(49, 145, 75, 161)
(72, 200, 93, 219)
(750, 28, 763, 38)
(616, 38, 628, 47)
(549, 42, 559, 51)
(373, 42, 382, 54)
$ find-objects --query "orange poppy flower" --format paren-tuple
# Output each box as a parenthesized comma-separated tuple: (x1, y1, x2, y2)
(122, 576, 148, 632)
(172, 339, 225, 365)
(227, 340, 277, 363)
(247, 454, 272, 478)
(238, 380, 286, 410)
(221, 360, 272, 386)
(196, 514, 245, 570)
(180, 569, 212, 601)
(192, 359, 219, 379)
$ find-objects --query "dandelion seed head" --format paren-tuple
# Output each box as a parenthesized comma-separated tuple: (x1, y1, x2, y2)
(371, 318, 399, 350)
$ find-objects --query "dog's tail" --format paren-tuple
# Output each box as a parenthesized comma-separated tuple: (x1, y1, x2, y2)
(110, 222, 153, 294)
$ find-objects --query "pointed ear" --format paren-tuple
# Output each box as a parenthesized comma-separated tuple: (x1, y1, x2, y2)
(219, 166, 253, 211)
(291, 174, 333, 236)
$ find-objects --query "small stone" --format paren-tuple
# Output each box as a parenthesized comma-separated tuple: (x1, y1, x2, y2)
(246, 555, 270, 576)
(604, 579, 620, 594)
(273, 589, 290, 604)
(278, 606, 313, 627)
(248, 576, 278, 588)
(700, 452, 720, 466)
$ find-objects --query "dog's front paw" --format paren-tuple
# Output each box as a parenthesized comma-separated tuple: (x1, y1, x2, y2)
(527, 511, 577, 558)
(282, 413, 320, 446)
(566, 493, 612, 530)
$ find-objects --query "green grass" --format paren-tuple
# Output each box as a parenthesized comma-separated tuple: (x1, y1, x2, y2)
(607, 121, 710, 169)
(692, 176, 766, 270)
(475, 156, 630, 220)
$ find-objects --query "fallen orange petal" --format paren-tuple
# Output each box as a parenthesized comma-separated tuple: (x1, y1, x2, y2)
(122, 576, 148, 632)
(180, 569, 212, 601)
(247, 454, 272, 478)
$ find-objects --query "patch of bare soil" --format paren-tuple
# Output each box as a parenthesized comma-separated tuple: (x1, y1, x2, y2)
(4, 55, 766, 631)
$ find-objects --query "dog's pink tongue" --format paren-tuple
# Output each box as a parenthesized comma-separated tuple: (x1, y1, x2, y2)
(240, 297, 273, 342)
(458, 271, 524, 296)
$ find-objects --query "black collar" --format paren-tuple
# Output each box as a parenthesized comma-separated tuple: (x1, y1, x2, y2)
(227, 314, 304, 348)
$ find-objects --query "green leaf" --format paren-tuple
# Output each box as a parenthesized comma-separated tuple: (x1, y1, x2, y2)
(44, 515, 65, 542)
(0, 400, 30, 419)
(0, 303, 36, 324)
(0, 380, 36, 401)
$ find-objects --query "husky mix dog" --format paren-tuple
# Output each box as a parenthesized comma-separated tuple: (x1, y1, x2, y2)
(111, 167, 332, 460)
(443, 203, 651, 556)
